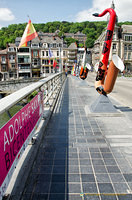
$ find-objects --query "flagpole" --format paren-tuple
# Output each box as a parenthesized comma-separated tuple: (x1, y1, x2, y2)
(59, 47, 62, 73)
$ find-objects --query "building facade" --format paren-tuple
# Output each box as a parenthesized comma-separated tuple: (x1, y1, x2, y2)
(93, 24, 132, 72)
(0, 44, 17, 81)
(0, 33, 79, 80)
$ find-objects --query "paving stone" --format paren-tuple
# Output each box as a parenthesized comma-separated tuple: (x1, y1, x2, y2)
(68, 194, 82, 200)
(106, 166, 121, 173)
(95, 173, 111, 183)
(82, 183, 98, 193)
(68, 183, 81, 193)
(98, 183, 115, 193)
(20, 76, 132, 200)
(100, 194, 117, 200)
(113, 182, 130, 193)
(123, 174, 132, 182)
(81, 174, 95, 183)
(80, 166, 93, 174)
(117, 194, 132, 200)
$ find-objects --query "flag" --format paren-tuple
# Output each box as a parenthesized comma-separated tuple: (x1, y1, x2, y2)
(18, 19, 38, 48)
(49, 49, 53, 57)
(53, 58, 57, 68)
(48, 48, 53, 65)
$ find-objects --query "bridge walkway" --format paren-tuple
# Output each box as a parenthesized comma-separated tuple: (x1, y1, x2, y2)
(20, 75, 132, 200)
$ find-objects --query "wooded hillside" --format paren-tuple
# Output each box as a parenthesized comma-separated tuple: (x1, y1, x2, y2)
(0, 21, 132, 49)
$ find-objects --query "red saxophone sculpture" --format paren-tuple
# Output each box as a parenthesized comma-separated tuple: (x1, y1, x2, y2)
(93, 8, 124, 95)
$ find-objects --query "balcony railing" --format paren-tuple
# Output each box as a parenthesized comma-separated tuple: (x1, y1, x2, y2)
(9, 59, 15, 63)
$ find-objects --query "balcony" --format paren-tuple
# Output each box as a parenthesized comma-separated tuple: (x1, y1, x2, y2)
(32, 65, 41, 69)
(19, 66, 31, 73)
(9, 59, 15, 64)
(68, 51, 76, 55)
(1, 60, 7, 64)
(68, 55, 76, 59)
(19, 69, 31, 73)
(68, 60, 75, 63)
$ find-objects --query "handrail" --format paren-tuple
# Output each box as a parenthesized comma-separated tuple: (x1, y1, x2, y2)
(0, 73, 64, 115)
(0, 72, 66, 200)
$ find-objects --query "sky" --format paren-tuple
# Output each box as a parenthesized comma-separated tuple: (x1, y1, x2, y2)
(0, 0, 131, 28)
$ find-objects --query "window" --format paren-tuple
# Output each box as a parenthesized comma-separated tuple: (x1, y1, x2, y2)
(128, 44, 132, 51)
(112, 43, 116, 50)
(125, 35, 132, 41)
(34, 59, 38, 65)
(124, 44, 127, 51)
(63, 51, 66, 56)
(42, 51, 45, 57)
(31, 44, 39, 47)
(112, 34, 116, 40)
(33, 50, 38, 57)
(51, 66, 53, 73)
(18, 55, 30, 63)
(53, 43, 56, 48)
(18, 48, 30, 53)
(45, 67, 49, 73)
(124, 53, 127, 59)
(57, 51, 59, 57)
(12, 64, 15, 68)
(9, 55, 15, 60)
(42, 59, 49, 65)
(43, 43, 47, 48)
(128, 53, 131, 60)
(42, 59, 45, 64)
(8, 47, 15, 52)
(2, 56, 6, 62)
(46, 51, 49, 57)
(2, 65, 6, 71)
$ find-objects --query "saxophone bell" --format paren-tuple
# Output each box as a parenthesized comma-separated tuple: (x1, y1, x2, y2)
(104, 55, 125, 94)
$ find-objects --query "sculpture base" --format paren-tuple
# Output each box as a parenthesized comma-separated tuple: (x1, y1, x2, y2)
(85, 95, 123, 117)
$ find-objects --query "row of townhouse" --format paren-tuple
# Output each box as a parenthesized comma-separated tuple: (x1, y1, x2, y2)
(93, 24, 132, 72)
(0, 24, 131, 81)
(0, 34, 80, 81)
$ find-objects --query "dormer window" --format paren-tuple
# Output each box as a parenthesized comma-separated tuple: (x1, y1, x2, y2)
(43, 43, 47, 48)
(8, 47, 15, 52)
(31, 43, 39, 48)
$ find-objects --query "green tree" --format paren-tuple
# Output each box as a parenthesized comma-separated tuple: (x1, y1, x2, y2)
(85, 38, 94, 48)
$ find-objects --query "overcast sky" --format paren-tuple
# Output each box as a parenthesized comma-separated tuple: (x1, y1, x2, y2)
(0, 0, 131, 28)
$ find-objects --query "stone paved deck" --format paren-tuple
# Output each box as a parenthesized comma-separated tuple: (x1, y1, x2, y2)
(21, 75, 132, 200)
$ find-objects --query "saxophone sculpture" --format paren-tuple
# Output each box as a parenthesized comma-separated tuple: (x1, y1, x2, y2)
(93, 8, 124, 95)
(80, 48, 91, 80)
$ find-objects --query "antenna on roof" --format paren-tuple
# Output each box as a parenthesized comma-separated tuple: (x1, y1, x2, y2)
(27, 15, 30, 20)
(111, 0, 115, 9)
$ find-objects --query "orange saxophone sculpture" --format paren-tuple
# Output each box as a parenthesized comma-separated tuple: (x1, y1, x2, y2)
(93, 8, 124, 95)
(79, 49, 90, 80)
(80, 66, 89, 80)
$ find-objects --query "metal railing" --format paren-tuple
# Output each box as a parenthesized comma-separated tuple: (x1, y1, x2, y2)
(0, 72, 66, 127)
(0, 72, 66, 199)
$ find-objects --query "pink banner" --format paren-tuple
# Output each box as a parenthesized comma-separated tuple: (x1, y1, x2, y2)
(0, 92, 43, 196)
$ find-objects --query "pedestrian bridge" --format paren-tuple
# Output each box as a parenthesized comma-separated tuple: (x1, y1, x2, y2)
(0, 73, 132, 200)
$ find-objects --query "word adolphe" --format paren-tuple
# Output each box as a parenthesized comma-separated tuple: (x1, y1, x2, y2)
(0, 94, 42, 188)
